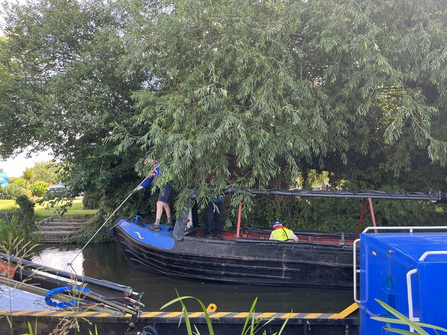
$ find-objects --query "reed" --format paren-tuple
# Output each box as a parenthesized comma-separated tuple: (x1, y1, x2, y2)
(161, 290, 291, 335)
(0, 234, 97, 334)
(372, 299, 447, 334)
(0, 234, 37, 335)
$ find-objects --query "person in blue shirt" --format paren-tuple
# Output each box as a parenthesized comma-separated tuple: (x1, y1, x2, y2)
(136, 159, 173, 231)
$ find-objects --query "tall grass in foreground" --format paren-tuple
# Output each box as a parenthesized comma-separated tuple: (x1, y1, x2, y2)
(0, 214, 40, 248)
(0, 222, 96, 335)
(1, 238, 97, 334)
(372, 299, 447, 334)
(0, 232, 38, 335)
(161, 291, 291, 335)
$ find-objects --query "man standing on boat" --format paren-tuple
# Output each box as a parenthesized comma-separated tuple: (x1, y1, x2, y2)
(204, 170, 223, 239)
(269, 221, 299, 241)
(205, 197, 223, 239)
(136, 159, 173, 231)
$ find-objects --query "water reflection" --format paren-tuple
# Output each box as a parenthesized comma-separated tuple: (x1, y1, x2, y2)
(123, 269, 353, 313)
(32, 246, 84, 274)
(0, 285, 58, 311)
(29, 243, 353, 313)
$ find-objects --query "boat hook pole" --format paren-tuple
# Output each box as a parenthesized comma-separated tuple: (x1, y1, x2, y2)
(68, 176, 151, 270)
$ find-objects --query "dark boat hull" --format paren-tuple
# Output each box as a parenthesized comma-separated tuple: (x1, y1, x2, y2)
(110, 219, 354, 288)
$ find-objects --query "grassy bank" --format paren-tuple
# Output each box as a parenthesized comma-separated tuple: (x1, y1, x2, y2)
(0, 198, 97, 218)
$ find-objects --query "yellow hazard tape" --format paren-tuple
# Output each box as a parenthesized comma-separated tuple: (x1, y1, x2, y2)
(0, 302, 359, 320)
(328, 302, 359, 319)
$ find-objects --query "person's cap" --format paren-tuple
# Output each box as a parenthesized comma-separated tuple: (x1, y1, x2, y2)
(273, 221, 282, 227)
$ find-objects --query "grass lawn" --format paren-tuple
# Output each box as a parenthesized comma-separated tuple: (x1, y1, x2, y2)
(0, 200, 16, 212)
(0, 198, 97, 218)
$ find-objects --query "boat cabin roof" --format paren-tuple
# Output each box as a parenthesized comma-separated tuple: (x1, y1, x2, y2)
(231, 188, 446, 203)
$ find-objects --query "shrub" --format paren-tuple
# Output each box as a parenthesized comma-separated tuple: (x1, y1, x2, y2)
(161, 293, 290, 335)
(0, 214, 27, 246)
(31, 180, 49, 197)
(82, 191, 100, 209)
(0, 184, 25, 200)
(0, 186, 7, 199)
(15, 195, 36, 230)
(73, 210, 108, 243)
(0, 213, 40, 250)
(11, 178, 26, 188)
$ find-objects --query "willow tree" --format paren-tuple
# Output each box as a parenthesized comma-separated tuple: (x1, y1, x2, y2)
(112, 0, 447, 203)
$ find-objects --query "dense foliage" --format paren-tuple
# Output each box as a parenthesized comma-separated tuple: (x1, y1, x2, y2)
(15, 195, 35, 228)
(243, 194, 445, 232)
(32, 161, 60, 184)
(0, 0, 146, 209)
(113, 0, 447, 198)
(30, 180, 49, 197)
(0, 214, 39, 253)
(0, 195, 39, 249)
(0, 184, 24, 200)
(0, 0, 446, 232)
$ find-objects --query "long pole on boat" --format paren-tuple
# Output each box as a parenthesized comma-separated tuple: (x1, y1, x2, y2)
(0, 252, 138, 296)
(68, 176, 152, 268)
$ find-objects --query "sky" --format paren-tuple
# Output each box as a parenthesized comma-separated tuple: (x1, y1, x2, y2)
(0, 151, 53, 178)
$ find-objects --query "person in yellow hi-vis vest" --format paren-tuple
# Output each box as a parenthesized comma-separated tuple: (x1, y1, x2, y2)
(269, 221, 299, 242)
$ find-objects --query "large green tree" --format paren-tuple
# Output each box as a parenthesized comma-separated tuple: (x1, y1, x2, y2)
(0, 0, 145, 204)
(32, 161, 60, 184)
(111, 0, 447, 203)
(1, 0, 446, 226)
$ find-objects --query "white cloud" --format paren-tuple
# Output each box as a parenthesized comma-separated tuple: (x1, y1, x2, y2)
(0, 151, 53, 178)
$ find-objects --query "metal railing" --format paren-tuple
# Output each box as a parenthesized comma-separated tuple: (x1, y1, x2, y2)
(353, 226, 447, 305)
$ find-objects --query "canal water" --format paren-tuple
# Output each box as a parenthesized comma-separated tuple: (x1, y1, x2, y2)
(3, 243, 353, 313)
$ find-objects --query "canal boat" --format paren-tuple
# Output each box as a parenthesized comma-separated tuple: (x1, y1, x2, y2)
(108, 189, 445, 288)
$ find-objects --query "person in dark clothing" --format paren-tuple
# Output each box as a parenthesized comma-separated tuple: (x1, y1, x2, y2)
(205, 197, 223, 239)
(204, 170, 223, 239)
